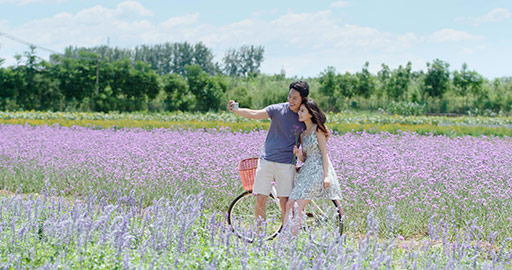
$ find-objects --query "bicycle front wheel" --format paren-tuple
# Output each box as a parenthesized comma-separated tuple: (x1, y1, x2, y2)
(227, 191, 282, 242)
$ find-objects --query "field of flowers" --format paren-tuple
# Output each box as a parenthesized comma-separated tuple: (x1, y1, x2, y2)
(2, 189, 512, 269)
(1, 116, 512, 268)
(2, 110, 512, 136)
(2, 189, 511, 268)
(3, 111, 512, 126)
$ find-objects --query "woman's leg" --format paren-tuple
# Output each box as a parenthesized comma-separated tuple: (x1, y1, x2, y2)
(292, 199, 311, 235)
(334, 199, 344, 216)
(283, 199, 296, 229)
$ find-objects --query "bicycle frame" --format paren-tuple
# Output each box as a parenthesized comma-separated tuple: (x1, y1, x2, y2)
(228, 158, 344, 242)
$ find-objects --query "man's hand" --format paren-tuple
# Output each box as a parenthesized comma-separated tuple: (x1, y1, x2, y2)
(323, 177, 331, 189)
(227, 100, 237, 112)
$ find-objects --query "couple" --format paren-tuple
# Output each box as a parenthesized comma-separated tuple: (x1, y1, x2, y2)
(228, 81, 344, 234)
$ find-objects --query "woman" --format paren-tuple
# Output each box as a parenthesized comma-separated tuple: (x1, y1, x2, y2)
(283, 98, 344, 235)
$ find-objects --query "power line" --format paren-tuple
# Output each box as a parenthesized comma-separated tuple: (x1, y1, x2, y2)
(0, 31, 63, 55)
(0, 31, 99, 61)
(0, 31, 101, 105)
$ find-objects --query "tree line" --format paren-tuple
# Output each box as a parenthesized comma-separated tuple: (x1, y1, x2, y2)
(0, 42, 511, 115)
(316, 60, 512, 115)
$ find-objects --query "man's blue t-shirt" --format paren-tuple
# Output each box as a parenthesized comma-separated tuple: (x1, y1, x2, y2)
(261, 102, 306, 164)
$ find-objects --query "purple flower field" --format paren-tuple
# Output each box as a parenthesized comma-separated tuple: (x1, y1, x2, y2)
(1, 124, 512, 238)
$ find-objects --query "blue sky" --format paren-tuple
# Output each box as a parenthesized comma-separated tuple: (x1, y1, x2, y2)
(1, 0, 511, 78)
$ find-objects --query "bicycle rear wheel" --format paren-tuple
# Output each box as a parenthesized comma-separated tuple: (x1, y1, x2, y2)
(303, 199, 343, 241)
(227, 191, 282, 243)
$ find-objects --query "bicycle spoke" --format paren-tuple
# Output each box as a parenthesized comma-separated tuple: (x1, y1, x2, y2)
(228, 192, 282, 242)
(303, 199, 343, 242)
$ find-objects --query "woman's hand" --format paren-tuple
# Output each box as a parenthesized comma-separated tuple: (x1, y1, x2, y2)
(293, 145, 302, 159)
(323, 177, 331, 189)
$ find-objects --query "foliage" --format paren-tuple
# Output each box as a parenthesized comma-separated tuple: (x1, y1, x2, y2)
(355, 61, 375, 99)
(0, 190, 510, 268)
(59, 42, 219, 76)
(318, 66, 338, 111)
(163, 73, 195, 111)
(185, 65, 227, 112)
(382, 101, 426, 116)
(223, 45, 264, 77)
(379, 62, 412, 101)
(2, 45, 512, 114)
(423, 59, 450, 98)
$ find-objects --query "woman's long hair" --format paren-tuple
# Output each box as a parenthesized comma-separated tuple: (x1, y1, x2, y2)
(302, 98, 330, 139)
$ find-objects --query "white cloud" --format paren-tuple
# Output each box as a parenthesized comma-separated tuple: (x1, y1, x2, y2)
(429, 29, 483, 43)
(252, 9, 279, 17)
(0, 5, 424, 71)
(476, 8, 510, 24)
(1, 2, 496, 77)
(160, 14, 199, 28)
(115, 1, 154, 17)
(456, 45, 487, 56)
(330, 1, 350, 8)
(455, 8, 510, 25)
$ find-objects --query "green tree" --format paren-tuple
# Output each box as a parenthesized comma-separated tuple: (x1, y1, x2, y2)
(51, 53, 98, 109)
(172, 42, 194, 76)
(338, 72, 357, 98)
(389, 62, 412, 101)
(63, 42, 218, 76)
(453, 63, 484, 107)
(318, 66, 339, 112)
(192, 42, 217, 75)
(104, 59, 159, 111)
(377, 63, 392, 100)
(355, 62, 374, 98)
(185, 64, 226, 111)
(423, 59, 450, 99)
(15, 46, 42, 109)
(0, 66, 20, 110)
(37, 60, 64, 111)
(163, 73, 195, 111)
(223, 45, 264, 77)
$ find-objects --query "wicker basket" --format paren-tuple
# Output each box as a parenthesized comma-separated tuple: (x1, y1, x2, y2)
(238, 158, 258, 191)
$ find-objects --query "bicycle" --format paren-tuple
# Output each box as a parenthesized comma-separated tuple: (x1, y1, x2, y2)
(227, 157, 344, 243)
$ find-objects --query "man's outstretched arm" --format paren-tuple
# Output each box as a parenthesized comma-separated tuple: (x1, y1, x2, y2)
(228, 100, 269, 120)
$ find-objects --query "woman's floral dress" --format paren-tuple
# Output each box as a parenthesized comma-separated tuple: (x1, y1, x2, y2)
(289, 128, 342, 200)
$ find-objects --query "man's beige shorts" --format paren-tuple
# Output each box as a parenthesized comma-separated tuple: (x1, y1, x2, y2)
(253, 158, 295, 197)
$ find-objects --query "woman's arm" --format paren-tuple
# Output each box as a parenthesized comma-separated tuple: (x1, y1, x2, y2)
(316, 130, 331, 189)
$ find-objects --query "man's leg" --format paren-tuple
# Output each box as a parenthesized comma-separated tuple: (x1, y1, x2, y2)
(255, 194, 268, 225)
(252, 159, 274, 227)
(278, 196, 289, 224)
(274, 163, 296, 225)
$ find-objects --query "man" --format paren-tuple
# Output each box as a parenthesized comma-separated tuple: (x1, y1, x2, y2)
(228, 81, 309, 225)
